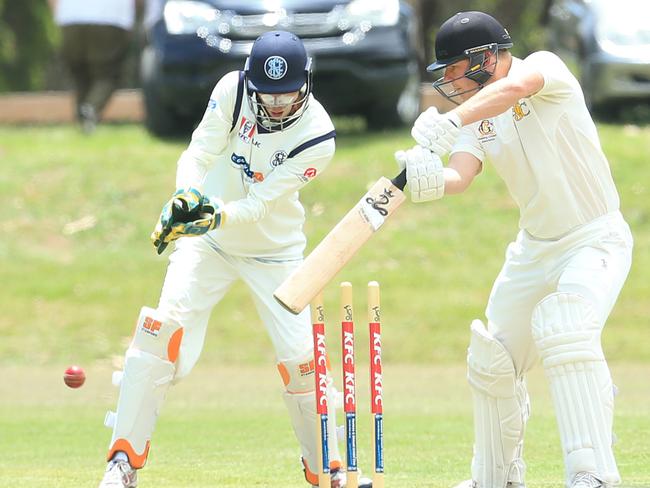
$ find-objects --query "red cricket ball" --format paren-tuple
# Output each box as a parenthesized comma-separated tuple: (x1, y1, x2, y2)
(64, 365, 86, 388)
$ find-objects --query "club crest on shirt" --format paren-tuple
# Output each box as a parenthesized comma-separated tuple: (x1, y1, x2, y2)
(270, 150, 288, 167)
(477, 119, 496, 143)
(231, 152, 264, 182)
(512, 100, 531, 121)
(238, 117, 257, 144)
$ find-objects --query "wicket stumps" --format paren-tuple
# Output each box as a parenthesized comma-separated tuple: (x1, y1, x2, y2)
(311, 292, 330, 488)
(311, 281, 385, 488)
(340, 282, 358, 487)
(368, 281, 384, 488)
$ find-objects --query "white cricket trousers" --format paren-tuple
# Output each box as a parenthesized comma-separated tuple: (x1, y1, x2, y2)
(156, 235, 313, 379)
(485, 210, 633, 375)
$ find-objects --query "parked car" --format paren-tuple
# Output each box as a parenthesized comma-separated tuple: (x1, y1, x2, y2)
(140, 0, 421, 135)
(545, 0, 650, 114)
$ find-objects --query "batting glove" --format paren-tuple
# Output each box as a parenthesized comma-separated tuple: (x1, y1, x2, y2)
(411, 107, 462, 157)
(395, 145, 445, 203)
(151, 188, 225, 254)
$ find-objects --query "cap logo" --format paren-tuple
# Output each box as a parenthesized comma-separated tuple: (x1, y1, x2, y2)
(265, 56, 287, 80)
(460, 17, 470, 24)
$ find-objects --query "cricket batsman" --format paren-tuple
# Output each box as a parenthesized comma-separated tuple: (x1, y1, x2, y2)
(395, 11, 633, 488)
(98, 30, 371, 488)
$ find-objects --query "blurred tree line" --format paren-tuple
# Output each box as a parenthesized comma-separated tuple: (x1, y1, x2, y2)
(0, 0, 552, 93)
(0, 0, 58, 92)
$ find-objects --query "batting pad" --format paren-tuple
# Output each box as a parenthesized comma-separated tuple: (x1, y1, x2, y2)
(281, 359, 341, 482)
(277, 353, 316, 394)
(532, 293, 620, 486)
(106, 307, 183, 468)
(467, 320, 529, 488)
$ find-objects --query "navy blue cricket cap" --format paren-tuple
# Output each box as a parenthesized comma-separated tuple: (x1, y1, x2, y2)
(428, 11, 513, 72)
(245, 30, 310, 94)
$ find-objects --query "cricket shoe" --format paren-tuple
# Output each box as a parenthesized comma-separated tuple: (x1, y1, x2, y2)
(309, 467, 373, 488)
(571, 472, 604, 488)
(330, 467, 373, 488)
(98, 460, 138, 488)
(452, 481, 526, 488)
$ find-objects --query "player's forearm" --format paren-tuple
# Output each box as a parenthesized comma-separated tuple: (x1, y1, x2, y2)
(223, 196, 268, 225)
(175, 150, 212, 190)
(452, 78, 529, 126)
(443, 166, 472, 195)
(175, 102, 232, 190)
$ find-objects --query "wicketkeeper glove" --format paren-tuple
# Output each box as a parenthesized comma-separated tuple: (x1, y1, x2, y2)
(151, 188, 225, 255)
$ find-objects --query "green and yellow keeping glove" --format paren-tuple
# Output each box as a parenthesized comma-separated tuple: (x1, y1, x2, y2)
(151, 188, 225, 255)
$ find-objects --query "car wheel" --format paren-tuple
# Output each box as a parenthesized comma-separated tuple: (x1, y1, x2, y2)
(365, 67, 421, 130)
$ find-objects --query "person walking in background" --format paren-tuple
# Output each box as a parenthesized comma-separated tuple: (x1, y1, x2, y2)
(97, 30, 371, 488)
(51, 0, 135, 133)
(396, 11, 633, 488)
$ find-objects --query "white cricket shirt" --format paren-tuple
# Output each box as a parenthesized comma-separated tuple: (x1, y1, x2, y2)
(175, 71, 336, 259)
(452, 51, 620, 239)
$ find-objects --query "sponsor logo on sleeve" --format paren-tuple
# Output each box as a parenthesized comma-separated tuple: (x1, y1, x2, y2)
(207, 98, 217, 110)
(297, 167, 317, 183)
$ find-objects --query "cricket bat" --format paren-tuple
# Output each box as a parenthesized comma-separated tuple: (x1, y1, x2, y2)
(274, 169, 407, 314)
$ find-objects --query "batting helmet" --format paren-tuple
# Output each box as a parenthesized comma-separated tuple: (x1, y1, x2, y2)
(429, 12, 513, 103)
(244, 30, 312, 131)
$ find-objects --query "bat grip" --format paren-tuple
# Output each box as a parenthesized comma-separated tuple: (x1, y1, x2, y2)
(391, 168, 407, 191)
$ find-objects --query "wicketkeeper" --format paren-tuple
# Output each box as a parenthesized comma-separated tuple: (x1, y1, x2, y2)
(396, 11, 633, 488)
(98, 31, 371, 488)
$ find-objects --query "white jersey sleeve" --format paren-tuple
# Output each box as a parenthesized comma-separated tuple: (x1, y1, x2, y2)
(451, 125, 485, 162)
(175, 71, 241, 190)
(525, 51, 577, 102)
(224, 135, 335, 225)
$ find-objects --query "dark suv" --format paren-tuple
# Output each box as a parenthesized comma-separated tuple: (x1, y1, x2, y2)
(141, 0, 421, 135)
(545, 0, 650, 114)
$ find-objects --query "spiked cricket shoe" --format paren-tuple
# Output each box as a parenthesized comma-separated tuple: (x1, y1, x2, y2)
(571, 472, 604, 488)
(452, 481, 526, 488)
(98, 460, 137, 488)
(310, 467, 373, 487)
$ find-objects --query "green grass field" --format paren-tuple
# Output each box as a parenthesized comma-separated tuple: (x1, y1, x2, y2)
(1, 122, 649, 487)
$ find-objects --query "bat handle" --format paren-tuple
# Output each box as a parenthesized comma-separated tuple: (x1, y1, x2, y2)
(391, 168, 407, 191)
